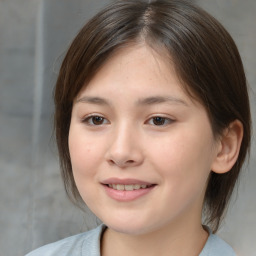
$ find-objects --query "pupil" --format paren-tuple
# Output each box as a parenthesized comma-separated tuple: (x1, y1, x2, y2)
(93, 116, 103, 125)
(153, 117, 165, 125)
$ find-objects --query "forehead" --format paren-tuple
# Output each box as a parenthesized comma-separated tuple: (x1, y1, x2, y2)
(76, 43, 191, 101)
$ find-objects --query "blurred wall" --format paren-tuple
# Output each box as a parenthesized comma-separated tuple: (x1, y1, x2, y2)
(0, 0, 255, 255)
(0, 0, 39, 255)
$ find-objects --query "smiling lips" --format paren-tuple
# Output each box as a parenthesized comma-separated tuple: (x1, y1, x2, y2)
(107, 184, 153, 191)
(102, 178, 156, 201)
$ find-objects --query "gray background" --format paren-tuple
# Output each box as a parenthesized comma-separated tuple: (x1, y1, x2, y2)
(0, 0, 255, 255)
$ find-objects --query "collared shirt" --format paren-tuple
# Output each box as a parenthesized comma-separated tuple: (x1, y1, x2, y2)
(26, 224, 236, 256)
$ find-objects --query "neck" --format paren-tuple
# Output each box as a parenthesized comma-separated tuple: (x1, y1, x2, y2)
(101, 218, 208, 256)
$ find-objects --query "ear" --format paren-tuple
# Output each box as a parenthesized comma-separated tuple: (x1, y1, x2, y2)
(211, 120, 243, 174)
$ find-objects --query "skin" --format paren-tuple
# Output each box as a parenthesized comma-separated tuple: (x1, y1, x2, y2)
(68, 44, 227, 256)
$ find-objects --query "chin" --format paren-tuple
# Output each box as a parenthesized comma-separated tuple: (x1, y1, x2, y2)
(102, 217, 160, 236)
(109, 224, 148, 235)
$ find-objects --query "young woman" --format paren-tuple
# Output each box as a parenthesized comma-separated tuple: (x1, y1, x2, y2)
(27, 0, 251, 255)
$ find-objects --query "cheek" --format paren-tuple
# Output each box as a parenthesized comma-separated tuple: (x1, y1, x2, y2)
(68, 128, 104, 204)
(149, 128, 214, 190)
(68, 127, 101, 179)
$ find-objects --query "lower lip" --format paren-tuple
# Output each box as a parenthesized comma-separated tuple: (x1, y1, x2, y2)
(103, 185, 156, 202)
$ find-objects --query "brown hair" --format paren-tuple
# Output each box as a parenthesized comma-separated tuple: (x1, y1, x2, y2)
(54, 0, 251, 232)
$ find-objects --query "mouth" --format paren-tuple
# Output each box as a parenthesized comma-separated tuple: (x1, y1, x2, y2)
(105, 184, 155, 191)
(101, 179, 157, 201)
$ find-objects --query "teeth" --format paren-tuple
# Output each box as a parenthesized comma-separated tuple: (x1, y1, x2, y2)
(116, 184, 125, 190)
(108, 184, 151, 191)
(133, 184, 141, 190)
(124, 185, 133, 191)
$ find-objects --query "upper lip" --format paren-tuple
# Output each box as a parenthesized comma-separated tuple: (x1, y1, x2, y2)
(101, 178, 155, 185)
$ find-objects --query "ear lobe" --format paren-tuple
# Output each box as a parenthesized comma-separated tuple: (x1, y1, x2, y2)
(211, 120, 243, 174)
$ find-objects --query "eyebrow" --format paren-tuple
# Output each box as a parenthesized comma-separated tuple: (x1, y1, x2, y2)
(76, 95, 188, 107)
(136, 96, 188, 107)
(76, 96, 111, 106)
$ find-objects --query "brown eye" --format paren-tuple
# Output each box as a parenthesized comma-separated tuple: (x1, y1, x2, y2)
(92, 116, 104, 125)
(153, 117, 166, 126)
(147, 116, 174, 126)
(83, 115, 108, 126)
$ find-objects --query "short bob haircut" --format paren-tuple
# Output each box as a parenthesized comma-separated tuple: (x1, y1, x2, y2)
(54, 0, 251, 233)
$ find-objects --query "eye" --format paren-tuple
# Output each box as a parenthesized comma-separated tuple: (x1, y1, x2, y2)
(82, 115, 109, 126)
(147, 116, 174, 126)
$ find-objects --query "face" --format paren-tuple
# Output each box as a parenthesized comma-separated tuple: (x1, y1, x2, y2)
(69, 45, 219, 235)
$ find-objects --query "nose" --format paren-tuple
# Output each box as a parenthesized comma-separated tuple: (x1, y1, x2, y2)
(105, 124, 144, 168)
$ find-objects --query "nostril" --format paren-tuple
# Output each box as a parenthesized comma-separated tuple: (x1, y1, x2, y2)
(108, 159, 115, 165)
(107, 159, 136, 167)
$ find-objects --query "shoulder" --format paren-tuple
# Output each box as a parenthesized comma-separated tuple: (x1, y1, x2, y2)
(200, 229, 236, 256)
(25, 224, 106, 256)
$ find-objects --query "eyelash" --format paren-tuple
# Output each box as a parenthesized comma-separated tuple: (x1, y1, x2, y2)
(81, 115, 174, 127)
(147, 116, 174, 126)
(82, 115, 109, 126)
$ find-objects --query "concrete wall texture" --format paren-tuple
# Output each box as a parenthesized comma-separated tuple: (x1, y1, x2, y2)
(0, 0, 255, 255)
